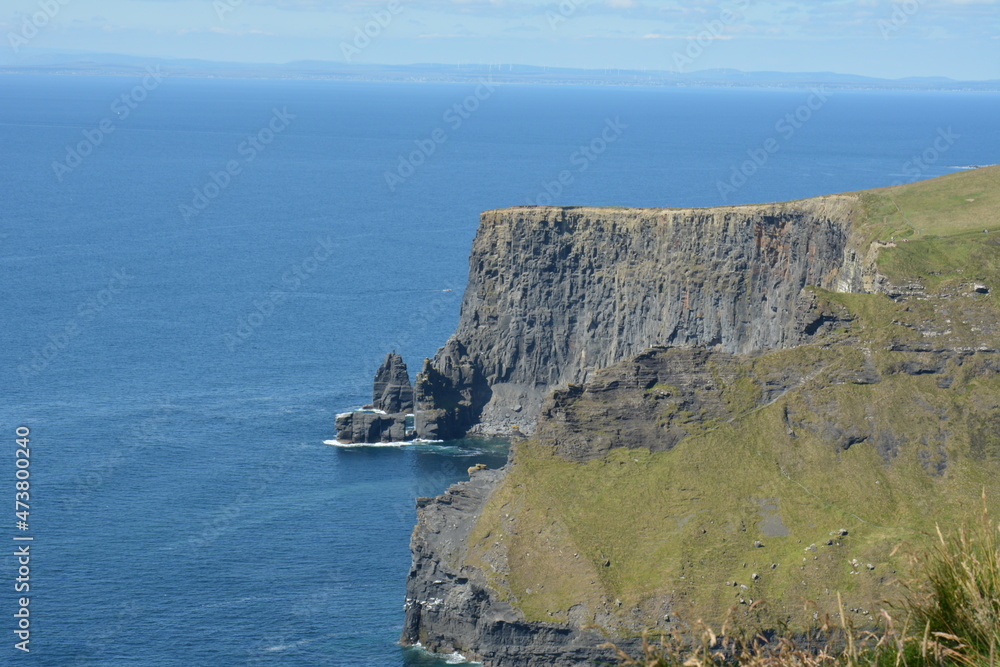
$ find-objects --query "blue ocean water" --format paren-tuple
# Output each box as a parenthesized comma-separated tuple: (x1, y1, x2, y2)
(1, 75, 998, 665)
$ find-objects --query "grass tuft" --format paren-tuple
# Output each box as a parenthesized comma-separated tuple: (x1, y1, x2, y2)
(901, 491, 1000, 662)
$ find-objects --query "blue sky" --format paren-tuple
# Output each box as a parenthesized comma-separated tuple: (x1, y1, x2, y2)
(3, 0, 998, 79)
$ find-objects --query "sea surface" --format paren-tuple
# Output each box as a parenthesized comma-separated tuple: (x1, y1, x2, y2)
(2, 75, 998, 665)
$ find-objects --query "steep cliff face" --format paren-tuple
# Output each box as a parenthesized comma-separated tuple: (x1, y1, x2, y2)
(418, 197, 862, 436)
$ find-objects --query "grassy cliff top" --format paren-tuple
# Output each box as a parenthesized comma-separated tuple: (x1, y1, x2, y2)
(861, 164, 1000, 238)
(485, 166, 999, 239)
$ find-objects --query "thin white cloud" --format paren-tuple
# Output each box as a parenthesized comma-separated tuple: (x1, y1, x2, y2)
(640, 33, 734, 40)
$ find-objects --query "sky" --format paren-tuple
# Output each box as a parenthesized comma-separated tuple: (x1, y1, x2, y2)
(2, 0, 998, 80)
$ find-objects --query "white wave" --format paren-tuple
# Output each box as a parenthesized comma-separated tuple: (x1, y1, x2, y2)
(335, 408, 387, 418)
(323, 438, 446, 448)
(404, 643, 481, 665)
(324, 439, 410, 448)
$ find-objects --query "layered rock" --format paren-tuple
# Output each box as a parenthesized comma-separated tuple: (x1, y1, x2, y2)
(416, 199, 863, 436)
(413, 339, 490, 441)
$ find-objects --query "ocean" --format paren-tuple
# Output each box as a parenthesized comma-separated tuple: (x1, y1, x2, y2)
(2, 75, 998, 665)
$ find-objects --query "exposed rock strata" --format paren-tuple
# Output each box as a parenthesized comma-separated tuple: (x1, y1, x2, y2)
(416, 200, 863, 437)
(334, 411, 408, 443)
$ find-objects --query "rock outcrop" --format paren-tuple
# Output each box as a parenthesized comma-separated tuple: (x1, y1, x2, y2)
(373, 351, 414, 414)
(334, 411, 409, 443)
(415, 199, 863, 437)
(401, 466, 629, 666)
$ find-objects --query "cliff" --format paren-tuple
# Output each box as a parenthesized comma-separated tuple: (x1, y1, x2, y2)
(415, 196, 866, 438)
(401, 166, 1000, 665)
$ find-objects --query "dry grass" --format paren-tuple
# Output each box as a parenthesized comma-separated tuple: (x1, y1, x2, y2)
(900, 492, 1000, 663)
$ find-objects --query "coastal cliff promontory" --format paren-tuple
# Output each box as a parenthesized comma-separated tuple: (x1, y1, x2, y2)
(402, 167, 1000, 665)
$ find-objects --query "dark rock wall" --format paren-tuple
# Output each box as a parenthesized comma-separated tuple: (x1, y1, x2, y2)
(419, 199, 859, 436)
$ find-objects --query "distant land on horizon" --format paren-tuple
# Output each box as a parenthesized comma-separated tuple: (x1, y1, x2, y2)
(3, 50, 999, 91)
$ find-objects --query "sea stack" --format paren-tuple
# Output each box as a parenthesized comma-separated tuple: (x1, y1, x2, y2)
(373, 351, 414, 414)
(335, 352, 416, 444)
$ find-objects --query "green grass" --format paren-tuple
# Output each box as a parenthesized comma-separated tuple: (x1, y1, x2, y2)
(876, 229, 1000, 293)
(856, 165, 1000, 240)
(903, 494, 1000, 660)
(468, 356, 1000, 634)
